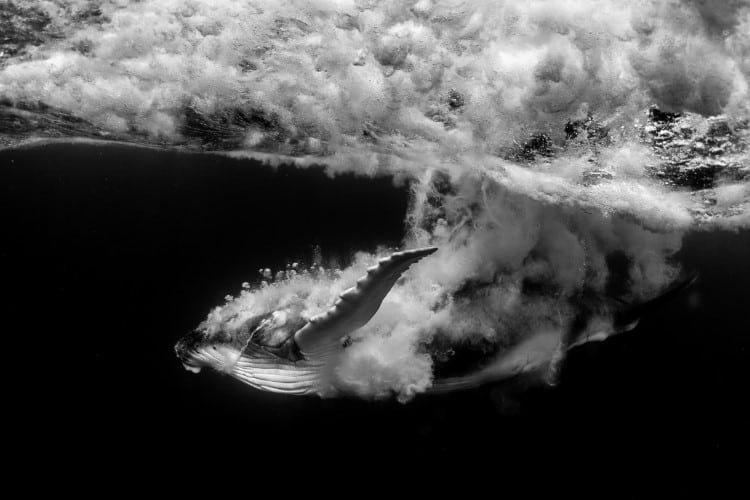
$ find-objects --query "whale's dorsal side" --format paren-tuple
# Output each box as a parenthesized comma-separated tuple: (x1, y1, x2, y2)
(293, 246, 438, 355)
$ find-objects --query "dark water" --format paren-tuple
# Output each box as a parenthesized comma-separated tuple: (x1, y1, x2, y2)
(3, 143, 748, 483)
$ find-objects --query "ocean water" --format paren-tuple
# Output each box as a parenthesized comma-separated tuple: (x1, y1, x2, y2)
(3, 143, 748, 477)
(4, 1, 750, 490)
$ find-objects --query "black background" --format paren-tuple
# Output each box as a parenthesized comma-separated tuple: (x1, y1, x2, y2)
(3, 143, 748, 488)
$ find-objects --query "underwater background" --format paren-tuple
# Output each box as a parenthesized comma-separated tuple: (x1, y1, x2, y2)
(3, 0, 750, 488)
(3, 143, 748, 480)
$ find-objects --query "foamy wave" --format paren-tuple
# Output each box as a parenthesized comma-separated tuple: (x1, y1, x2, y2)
(1, 0, 749, 227)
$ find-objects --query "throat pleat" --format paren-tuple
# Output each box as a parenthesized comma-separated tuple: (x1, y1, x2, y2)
(230, 353, 326, 395)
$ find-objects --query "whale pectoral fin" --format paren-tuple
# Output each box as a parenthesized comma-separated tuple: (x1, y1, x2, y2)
(294, 246, 438, 354)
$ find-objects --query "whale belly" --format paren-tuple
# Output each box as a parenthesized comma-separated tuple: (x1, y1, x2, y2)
(230, 355, 329, 396)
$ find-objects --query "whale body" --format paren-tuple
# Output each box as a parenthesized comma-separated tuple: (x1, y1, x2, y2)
(175, 247, 696, 398)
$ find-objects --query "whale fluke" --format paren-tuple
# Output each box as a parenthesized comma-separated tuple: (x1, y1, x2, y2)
(567, 273, 700, 349)
(427, 273, 700, 395)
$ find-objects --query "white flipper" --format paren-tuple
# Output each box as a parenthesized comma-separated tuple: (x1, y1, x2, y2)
(294, 247, 438, 355)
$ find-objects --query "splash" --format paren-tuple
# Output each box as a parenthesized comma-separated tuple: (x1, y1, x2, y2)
(1, 1, 748, 216)
(2, 1, 749, 399)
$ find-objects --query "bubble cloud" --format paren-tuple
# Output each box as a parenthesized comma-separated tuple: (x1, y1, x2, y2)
(2, 1, 749, 399)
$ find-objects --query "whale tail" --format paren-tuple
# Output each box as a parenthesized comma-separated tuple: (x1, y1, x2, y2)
(613, 273, 699, 329)
(567, 272, 699, 349)
(427, 273, 699, 395)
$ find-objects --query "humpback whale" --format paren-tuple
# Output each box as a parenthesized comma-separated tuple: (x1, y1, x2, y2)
(175, 246, 696, 398)
(175, 247, 439, 396)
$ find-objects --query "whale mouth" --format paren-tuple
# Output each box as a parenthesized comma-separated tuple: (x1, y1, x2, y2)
(175, 330, 206, 373)
(176, 348, 203, 373)
(175, 329, 247, 377)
